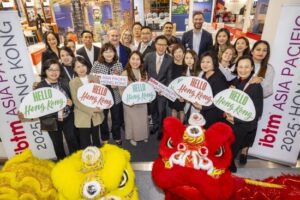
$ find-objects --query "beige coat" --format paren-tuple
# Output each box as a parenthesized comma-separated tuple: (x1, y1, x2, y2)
(69, 75, 104, 128)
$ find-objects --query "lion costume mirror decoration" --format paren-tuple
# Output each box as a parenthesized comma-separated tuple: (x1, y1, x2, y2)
(152, 114, 300, 200)
(0, 144, 138, 200)
(52, 144, 138, 200)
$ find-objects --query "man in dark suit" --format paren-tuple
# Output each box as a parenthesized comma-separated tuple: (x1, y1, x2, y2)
(76, 30, 100, 69)
(144, 35, 173, 140)
(181, 11, 213, 58)
(137, 26, 156, 59)
(108, 28, 131, 68)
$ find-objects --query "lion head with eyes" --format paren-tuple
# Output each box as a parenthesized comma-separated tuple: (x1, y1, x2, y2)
(152, 116, 235, 200)
(52, 144, 138, 200)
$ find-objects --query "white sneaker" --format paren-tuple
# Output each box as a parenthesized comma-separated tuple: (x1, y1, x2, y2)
(130, 140, 137, 146)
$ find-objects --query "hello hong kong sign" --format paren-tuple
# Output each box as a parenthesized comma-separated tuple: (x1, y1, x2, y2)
(122, 82, 156, 105)
(213, 88, 256, 121)
(77, 83, 114, 109)
(19, 88, 67, 118)
(168, 76, 185, 99)
(173, 77, 213, 106)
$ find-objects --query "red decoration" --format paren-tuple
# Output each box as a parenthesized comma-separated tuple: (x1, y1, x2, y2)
(152, 117, 300, 200)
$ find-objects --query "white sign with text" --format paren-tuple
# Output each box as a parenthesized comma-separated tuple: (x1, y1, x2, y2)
(249, 5, 300, 166)
(19, 88, 67, 118)
(213, 88, 256, 121)
(0, 11, 55, 159)
(173, 77, 213, 106)
(122, 82, 156, 105)
(148, 78, 177, 102)
(77, 83, 114, 109)
(95, 74, 128, 87)
(168, 76, 186, 99)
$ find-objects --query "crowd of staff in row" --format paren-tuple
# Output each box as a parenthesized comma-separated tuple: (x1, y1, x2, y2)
(34, 11, 273, 173)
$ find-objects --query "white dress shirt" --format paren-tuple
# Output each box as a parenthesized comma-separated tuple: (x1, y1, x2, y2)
(84, 46, 94, 65)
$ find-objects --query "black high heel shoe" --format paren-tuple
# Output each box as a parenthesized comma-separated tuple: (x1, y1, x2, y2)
(239, 154, 248, 165)
(115, 140, 122, 146)
(229, 161, 237, 173)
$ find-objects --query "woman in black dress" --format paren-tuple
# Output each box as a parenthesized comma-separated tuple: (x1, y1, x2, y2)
(225, 55, 263, 172)
(59, 46, 75, 82)
(193, 51, 228, 129)
(37, 59, 79, 160)
(169, 44, 186, 122)
(210, 28, 231, 56)
(41, 32, 60, 72)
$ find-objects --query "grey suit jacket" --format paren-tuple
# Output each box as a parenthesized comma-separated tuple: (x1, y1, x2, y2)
(144, 52, 173, 86)
(76, 45, 100, 69)
(69, 75, 104, 128)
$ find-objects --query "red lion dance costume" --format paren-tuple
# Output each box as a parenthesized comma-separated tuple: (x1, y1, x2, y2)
(152, 116, 300, 200)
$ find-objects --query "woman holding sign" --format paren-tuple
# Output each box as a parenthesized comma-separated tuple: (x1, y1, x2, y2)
(225, 55, 263, 172)
(119, 51, 149, 146)
(91, 43, 123, 146)
(194, 51, 228, 129)
(38, 59, 79, 160)
(69, 56, 104, 149)
(169, 44, 186, 122)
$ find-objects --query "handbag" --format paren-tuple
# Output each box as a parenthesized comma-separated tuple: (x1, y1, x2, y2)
(40, 118, 58, 131)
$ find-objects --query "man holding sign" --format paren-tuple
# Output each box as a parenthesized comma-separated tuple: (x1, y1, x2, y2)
(144, 35, 173, 140)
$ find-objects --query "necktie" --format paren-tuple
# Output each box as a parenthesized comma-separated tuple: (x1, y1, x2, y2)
(156, 56, 162, 74)
(141, 43, 147, 54)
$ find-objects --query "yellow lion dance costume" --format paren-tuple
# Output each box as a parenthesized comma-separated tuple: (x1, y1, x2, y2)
(0, 149, 57, 200)
(51, 144, 138, 200)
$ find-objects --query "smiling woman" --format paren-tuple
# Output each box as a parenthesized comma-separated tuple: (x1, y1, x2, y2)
(37, 59, 79, 160)
(226, 55, 264, 172)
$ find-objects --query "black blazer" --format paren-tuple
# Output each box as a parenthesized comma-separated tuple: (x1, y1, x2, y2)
(181, 29, 213, 57)
(200, 70, 228, 128)
(144, 52, 173, 86)
(41, 48, 60, 68)
(137, 41, 156, 59)
(61, 64, 75, 82)
(167, 35, 181, 44)
(76, 45, 100, 69)
(119, 43, 131, 68)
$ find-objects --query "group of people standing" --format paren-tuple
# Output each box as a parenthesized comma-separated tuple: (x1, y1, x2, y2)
(35, 11, 274, 173)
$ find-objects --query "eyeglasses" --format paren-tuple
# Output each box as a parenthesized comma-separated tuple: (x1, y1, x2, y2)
(47, 69, 60, 72)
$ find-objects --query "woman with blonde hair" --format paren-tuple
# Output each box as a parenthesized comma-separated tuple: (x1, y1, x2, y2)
(121, 29, 135, 50)
(218, 45, 237, 82)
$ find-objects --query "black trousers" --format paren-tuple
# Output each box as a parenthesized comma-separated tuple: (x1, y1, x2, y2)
(150, 95, 167, 137)
(231, 122, 258, 159)
(100, 103, 122, 141)
(48, 114, 79, 160)
(78, 121, 101, 149)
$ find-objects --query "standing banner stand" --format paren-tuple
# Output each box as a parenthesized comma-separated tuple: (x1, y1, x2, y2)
(0, 11, 55, 159)
(249, 4, 300, 166)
